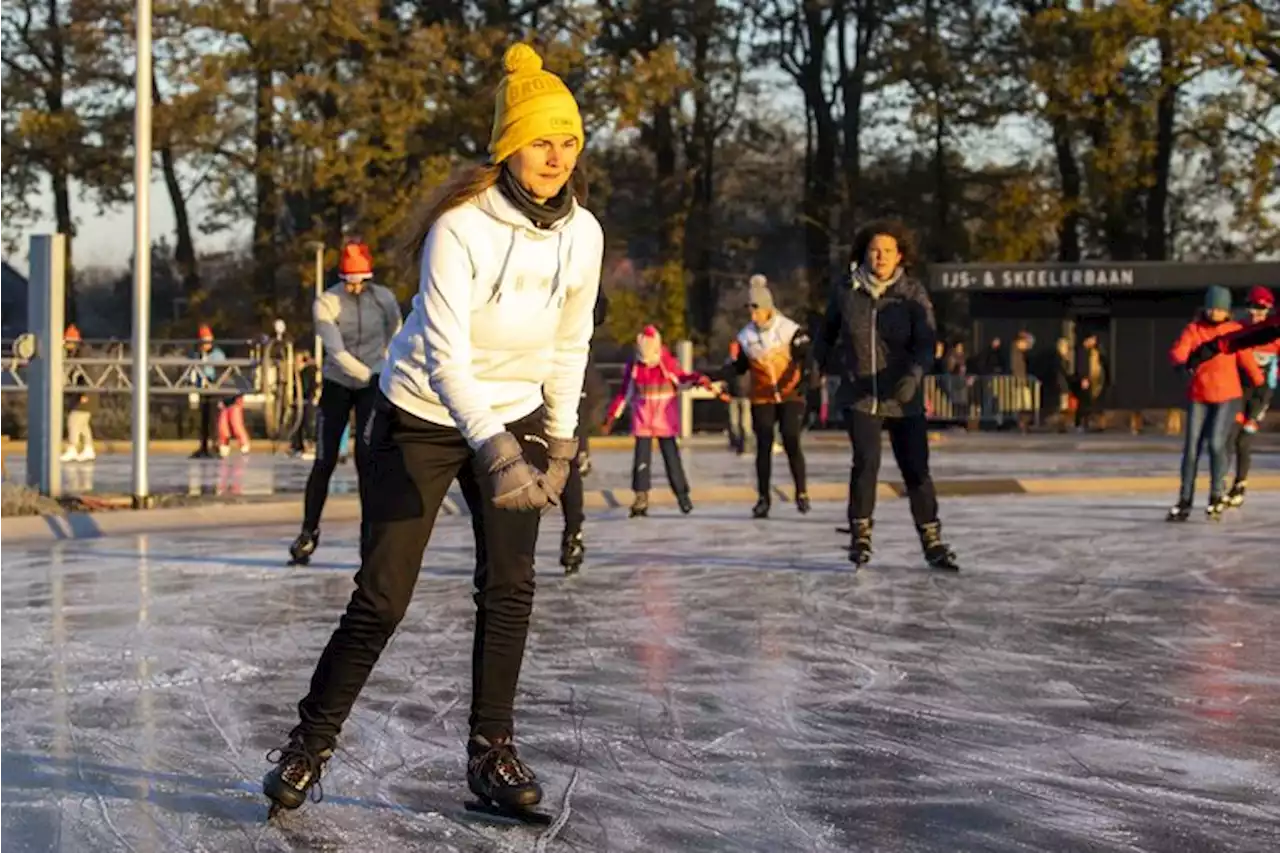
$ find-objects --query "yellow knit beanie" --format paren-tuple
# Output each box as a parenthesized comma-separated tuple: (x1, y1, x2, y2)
(489, 44, 584, 164)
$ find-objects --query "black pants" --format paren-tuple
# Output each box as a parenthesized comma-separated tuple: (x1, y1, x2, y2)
(561, 422, 589, 537)
(1233, 386, 1273, 482)
(302, 379, 378, 532)
(752, 400, 807, 498)
(847, 409, 938, 525)
(631, 436, 689, 496)
(295, 400, 548, 748)
(291, 401, 318, 453)
(197, 398, 216, 452)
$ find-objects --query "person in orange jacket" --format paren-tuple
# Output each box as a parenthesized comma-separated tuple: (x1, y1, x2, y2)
(1167, 286, 1265, 521)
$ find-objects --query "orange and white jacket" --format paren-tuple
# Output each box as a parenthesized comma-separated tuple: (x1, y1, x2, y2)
(726, 313, 811, 405)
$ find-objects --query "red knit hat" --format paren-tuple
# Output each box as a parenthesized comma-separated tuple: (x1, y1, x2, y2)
(1246, 286, 1274, 309)
(339, 242, 374, 279)
(64, 324, 81, 343)
(198, 324, 214, 341)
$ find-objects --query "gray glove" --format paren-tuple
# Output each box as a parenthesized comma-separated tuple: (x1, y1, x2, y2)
(542, 436, 579, 500)
(473, 432, 553, 512)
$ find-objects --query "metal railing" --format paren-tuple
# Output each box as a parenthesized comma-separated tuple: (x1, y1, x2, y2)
(923, 374, 1042, 426)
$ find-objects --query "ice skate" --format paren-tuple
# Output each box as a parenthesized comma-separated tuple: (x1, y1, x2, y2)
(76, 447, 96, 462)
(289, 529, 320, 566)
(464, 734, 549, 825)
(918, 520, 959, 572)
(1226, 480, 1247, 508)
(848, 518, 873, 566)
(751, 496, 770, 519)
(560, 530, 584, 575)
(677, 493, 694, 514)
(1165, 500, 1191, 522)
(263, 737, 332, 819)
(629, 491, 649, 518)
(218, 444, 231, 458)
(795, 492, 811, 514)
(1205, 496, 1227, 521)
(59, 447, 78, 463)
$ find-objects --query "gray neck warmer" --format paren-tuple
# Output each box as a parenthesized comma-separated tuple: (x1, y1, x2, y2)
(852, 265, 903, 299)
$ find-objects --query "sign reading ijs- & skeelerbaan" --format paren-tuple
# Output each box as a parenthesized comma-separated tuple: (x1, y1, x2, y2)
(928, 262, 1280, 293)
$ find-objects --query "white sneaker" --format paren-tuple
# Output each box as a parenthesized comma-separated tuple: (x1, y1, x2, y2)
(218, 445, 231, 458)
(60, 448, 78, 462)
(76, 448, 96, 462)
(239, 443, 251, 456)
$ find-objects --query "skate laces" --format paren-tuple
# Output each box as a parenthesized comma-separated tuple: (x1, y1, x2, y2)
(472, 739, 536, 787)
(266, 742, 329, 803)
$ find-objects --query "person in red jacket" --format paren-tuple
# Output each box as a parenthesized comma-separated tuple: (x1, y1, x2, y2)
(1167, 286, 1265, 521)
(1225, 286, 1279, 507)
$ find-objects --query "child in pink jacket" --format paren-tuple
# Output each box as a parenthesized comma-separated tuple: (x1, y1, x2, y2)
(604, 325, 713, 517)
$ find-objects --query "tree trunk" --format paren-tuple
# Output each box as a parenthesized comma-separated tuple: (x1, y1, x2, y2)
(1050, 115, 1082, 262)
(685, 7, 716, 339)
(253, 0, 278, 317)
(46, 0, 75, 322)
(153, 81, 201, 302)
(1145, 23, 1176, 261)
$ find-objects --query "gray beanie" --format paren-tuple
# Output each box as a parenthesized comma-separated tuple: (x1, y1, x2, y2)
(748, 274, 774, 311)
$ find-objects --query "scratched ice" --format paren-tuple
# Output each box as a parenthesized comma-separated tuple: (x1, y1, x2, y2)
(3, 495, 1279, 851)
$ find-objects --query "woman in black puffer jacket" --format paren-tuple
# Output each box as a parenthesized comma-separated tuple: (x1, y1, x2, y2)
(814, 219, 959, 571)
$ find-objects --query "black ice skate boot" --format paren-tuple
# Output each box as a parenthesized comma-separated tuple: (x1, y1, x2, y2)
(751, 495, 771, 519)
(560, 530, 585, 575)
(917, 520, 959, 572)
(1165, 500, 1191, 522)
(263, 736, 332, 819)
(1226, 480, 1247, 508)
(464, 734, 549, 824)
(1206, 495, 1227, 521)
(796, 492, 811, 514)
(677, 493, 694, 514)
(847, 518, 873, 567)
(288, 529, 319, 565)
(630, 491, 649, 518)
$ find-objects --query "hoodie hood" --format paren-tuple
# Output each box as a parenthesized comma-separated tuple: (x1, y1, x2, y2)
(473, 183, 577, 237)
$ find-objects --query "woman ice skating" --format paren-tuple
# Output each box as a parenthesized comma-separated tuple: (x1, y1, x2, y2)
(288, 241, 403, 565)
(264, 43, 603, 822)
(1167, 286, 1265, 521)
(814, 219, 958, 571)
(722, 274, 811, 518)
(603, 325, 714, 517)
(1225, 287, 1278, 507)
(559, 288, 609, 575)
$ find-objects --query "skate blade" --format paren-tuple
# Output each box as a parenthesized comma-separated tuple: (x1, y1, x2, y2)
(836, 525, 851, 534)
(463, 799, 553, 826)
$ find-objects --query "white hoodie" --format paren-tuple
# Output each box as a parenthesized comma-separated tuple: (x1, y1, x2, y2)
(382, 183, 604, 448)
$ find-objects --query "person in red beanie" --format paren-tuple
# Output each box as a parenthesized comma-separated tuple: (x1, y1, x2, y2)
(1225, 286, 1279, 507)
(190, 324, 226, 458)
(1167, 286, 1265, 521)
(602, 324, 715, 517)
(60, 325, 97, 462)
(288, 240, 402, 565)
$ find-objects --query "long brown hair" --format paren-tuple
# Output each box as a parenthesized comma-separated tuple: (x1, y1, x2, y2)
(397, 158, 591, 276)
(849, 218, 919, 272)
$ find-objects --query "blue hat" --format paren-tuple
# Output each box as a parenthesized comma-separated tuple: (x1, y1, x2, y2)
(1204, 286, 1231, 312)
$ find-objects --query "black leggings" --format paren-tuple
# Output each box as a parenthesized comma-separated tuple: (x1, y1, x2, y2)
(1233, 386, 1274, 482)
(846, 409, 938, 525)
(302, 379, 378, 532)
(294, 399, 548, 748)
(632, 437, 689, 496)
(752, 401, 807, 498)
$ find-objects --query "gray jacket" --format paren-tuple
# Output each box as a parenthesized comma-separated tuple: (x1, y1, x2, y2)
(314, 282, 402, 389)
(814, 268, 937, 418)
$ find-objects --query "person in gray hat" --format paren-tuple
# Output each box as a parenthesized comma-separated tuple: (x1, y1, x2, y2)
(722, 274, 811, 518)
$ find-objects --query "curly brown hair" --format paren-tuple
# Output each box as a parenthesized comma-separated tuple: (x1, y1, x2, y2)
(848, 219, 919, 272)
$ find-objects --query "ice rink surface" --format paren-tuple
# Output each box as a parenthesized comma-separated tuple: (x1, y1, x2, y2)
(10, 443, 1280, 497)
(3, 494, 1279, 851)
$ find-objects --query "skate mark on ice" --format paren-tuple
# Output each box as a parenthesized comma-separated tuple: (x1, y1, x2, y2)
(533, 765, 579, 852)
